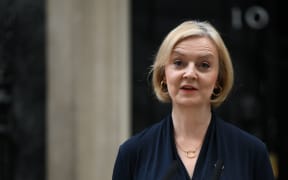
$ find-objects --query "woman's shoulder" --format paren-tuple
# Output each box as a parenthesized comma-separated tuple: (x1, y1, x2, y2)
(118, 115, 170, 154)
(215, 115, 267, 149)
(214, 115, 274, 179)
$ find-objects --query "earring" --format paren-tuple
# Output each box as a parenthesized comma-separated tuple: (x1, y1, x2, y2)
(212, 85, 222, 97)
(160, 80, 168, 92)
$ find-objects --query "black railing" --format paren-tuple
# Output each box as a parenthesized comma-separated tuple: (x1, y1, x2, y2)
(0, 132, 14, 180)
(0, 59, 14, 180)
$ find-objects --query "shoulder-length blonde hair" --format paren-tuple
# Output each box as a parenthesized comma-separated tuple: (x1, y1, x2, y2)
(150, 20, 234, 108)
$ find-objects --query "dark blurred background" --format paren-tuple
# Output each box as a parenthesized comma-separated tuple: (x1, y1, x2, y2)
(0, 0, 286, 179)
(0, 0, 46, 180)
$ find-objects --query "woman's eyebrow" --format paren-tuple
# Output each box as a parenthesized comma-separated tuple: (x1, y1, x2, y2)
(198, 54, 214, 59)
(171, 50, 185, 57)
(171, 50, 215, 58)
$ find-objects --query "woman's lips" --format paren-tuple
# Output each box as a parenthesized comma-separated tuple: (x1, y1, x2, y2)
(180, 85, 198, 93)
(180, 85, 197, 90)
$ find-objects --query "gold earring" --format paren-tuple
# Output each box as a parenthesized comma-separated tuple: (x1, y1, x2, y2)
(212, 85, 222, 97)
(160, 80, 167, 92)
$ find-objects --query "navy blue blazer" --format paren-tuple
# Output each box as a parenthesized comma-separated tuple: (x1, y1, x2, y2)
(112, 112, 274, 180)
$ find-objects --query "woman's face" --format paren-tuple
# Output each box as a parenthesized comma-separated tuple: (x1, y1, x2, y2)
(164, 36, 219, 107)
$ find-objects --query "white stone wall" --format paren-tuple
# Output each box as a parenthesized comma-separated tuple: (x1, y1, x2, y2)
(46, 0, 130, 179)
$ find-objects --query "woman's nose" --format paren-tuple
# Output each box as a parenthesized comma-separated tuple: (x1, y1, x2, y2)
(183, 64, 197, 79)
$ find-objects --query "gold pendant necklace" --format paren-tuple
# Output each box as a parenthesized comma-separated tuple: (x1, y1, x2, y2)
(185, 150, 197, 158)
(176, 141, 200, 159)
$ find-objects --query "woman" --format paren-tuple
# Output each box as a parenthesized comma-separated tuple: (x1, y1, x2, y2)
(112, 20, 274, 180)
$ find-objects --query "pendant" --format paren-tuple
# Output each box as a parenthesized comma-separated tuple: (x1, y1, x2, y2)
(186, 150, 196, 158)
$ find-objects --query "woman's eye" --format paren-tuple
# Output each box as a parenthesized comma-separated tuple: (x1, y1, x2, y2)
(199, 62, 210, 69)
(173, 60, 183, 67)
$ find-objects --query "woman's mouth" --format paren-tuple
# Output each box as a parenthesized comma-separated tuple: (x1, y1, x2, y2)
(181, 85, 197, 90)
(180, 85, 198, 93)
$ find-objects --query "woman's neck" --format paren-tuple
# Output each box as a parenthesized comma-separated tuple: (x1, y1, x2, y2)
(172, 104, 212, 139)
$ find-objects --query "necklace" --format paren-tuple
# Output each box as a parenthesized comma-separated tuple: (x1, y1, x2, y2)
(176, 141, 201, 159)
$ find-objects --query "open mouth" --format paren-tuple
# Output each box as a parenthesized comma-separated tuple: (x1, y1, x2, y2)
(180, 85, 197, 90)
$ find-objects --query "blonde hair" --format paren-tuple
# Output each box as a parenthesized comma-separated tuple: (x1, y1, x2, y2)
(150, 20, 234, 108)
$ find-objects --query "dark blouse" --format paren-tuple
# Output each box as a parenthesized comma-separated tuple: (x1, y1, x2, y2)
(112, 112, 275, 180)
